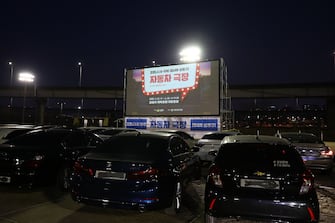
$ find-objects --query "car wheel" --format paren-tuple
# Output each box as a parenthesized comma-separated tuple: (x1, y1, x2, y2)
(165, 181, 182, 214)
(205, 213, 222, 223)
(57, 167, 71, 191)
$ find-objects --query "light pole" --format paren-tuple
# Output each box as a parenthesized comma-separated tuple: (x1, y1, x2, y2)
(57, 101, 66, 114)
(78, 62, 82, 87)
(18, 72, 35, 124)
(8, 61, 14, 107)
(78, 62, 84, 109)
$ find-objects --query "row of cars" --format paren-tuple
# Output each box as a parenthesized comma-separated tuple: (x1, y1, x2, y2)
(0, 125, 202, 214)
(196, 130, 334, 174)
(0, 124, 333, 222)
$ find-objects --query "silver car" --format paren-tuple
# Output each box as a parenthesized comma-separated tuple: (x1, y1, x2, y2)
(276, 132, 334, 173)
(195, 131, 240, 164)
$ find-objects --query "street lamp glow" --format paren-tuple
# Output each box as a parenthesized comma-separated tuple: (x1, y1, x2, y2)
(18, 72, 35, 82)
(179, 46, 201, 62)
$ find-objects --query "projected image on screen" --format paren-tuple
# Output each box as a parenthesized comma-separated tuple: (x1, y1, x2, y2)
(125, 60, 220, 116)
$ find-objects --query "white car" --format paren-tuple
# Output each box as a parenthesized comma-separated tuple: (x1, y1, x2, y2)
(195, 131, 240, 164)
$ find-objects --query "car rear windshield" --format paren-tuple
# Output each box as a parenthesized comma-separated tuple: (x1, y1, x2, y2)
(216, 143, 305, 172)
(95, 136, 168, 160)
(202, 133, 230, 140)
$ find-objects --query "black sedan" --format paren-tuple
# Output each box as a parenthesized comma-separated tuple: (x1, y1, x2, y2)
(70, 131, 201, 213)
(0, 127, 103, 190)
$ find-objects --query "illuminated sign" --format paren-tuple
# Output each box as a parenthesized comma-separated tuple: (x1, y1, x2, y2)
(125, 59, 220, 116)
(125, 117, 220, 132)
(142, 63, 199, 101)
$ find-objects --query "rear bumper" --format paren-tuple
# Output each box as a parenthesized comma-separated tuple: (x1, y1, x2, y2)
(205, 194, 319, 222)
(0, 171, 37, 185)
(70, 177, 174, 210)
(71, 193, 161, 210)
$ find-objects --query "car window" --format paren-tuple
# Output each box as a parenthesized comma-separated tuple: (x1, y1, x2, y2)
(63, 132, 88, 147)
(3, 129, 32, 139)
(178, 131, 194, 140)
(87, 134, 104, 146)
(202, 133, 226, 140)
(216, 143, 305, 172)
(8, 131, 66, 146)
(96, 136, 168, 161)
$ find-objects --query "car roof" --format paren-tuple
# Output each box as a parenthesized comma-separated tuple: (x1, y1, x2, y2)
(110, 130, 179, 140)
(222, 135, 290, 145)
(203, 131, 240, 136)
(277, 132, 316, 137)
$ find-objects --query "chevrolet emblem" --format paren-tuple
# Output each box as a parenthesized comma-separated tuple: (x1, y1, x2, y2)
(254, 171, 266, 176)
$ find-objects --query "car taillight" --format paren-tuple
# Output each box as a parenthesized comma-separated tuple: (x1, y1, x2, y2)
(300, 169, 314, 195)
(127, 167, 159, 180)
(208, 164, 223, 187)
(321, 147, 334, 158)
(23, 155, 44, 168)
(73, 161, 94, 176)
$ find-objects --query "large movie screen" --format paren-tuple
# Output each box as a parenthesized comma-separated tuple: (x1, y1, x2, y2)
(125, 60, 220, 116)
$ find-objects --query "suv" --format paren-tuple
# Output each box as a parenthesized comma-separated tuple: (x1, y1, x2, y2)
(205, 135, 320, 222)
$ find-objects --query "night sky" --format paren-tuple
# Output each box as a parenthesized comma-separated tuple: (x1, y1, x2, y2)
(1, 0, 335, 88)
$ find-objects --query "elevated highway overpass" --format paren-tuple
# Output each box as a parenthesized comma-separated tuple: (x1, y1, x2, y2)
(1, 83, 335, 139)
(1, 83, 335, 99)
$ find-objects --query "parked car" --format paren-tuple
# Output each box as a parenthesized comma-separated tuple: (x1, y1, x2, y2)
(0, 124, 37, 144)
(0, 127, 103, 190)
(97, 127, 139, 140)
(195, 131, 240, 164)
(70, 131, 201, 213)
(205, 134, 320, 223)
(275, 132, 334, 173)
(153, 129, 196, 148)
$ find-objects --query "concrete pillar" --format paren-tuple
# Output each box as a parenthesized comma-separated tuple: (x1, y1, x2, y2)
(36, 98, 47, 125)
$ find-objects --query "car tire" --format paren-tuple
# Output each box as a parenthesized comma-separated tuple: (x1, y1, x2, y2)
(57, 166, 71, 191)
(165, 181, 182, 215)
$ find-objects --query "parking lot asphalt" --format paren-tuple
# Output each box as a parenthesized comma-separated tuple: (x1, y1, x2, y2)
(1, 171, 335, 223)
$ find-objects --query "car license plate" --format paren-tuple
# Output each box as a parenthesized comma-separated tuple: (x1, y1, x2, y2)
(0, 176, 11, 183)
(240, 178, 280, 190)
(95, 170, 126, 180)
